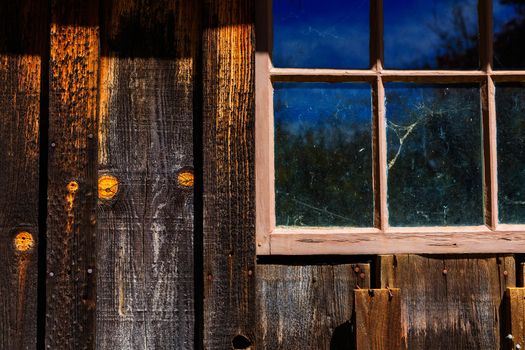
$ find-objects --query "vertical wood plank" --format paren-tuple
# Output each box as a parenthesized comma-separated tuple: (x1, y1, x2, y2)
(202, 0, 256, 348)
(355, 288, 404, 350)
(96, 1, 199, 349)
(506, 288, 525, 349)
(46, 1, 99, 348)
(0, 1, 47, 348)
(379, 254, 515, 350)
(256, 263, 370, 350)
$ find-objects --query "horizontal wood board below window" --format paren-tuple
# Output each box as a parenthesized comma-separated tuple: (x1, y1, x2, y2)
(264, 229, 525, 255)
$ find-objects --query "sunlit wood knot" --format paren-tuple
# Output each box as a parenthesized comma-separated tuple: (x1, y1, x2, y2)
(14, 231, 34, 252)
(177, 169, 194, 188)
(98, 175, 119, 200)
(67, 181, 79, 193)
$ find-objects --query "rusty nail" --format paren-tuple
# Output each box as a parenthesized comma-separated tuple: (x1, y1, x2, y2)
(360, 272, 365, 279)
(442, 268, 448, 276)
(504, 270, 509, 276)
(353, 266, 360, 273)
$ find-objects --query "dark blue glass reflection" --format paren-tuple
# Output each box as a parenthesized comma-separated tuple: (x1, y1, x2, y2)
(273, 0, 370, 69)
(274, 83, 373, 227)
(384, 0, 479, 69)
(386, 84, 483, 226)
(497, 84, 525, 223)
(494, 0, 525, 69)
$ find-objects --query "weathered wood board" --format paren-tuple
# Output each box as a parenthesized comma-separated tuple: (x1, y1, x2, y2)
(256, 263, 370, 349)
(506, 288, 525, 350)
(202, 0, 257, 349)
(0, 0, 47, 348)
(355, 288, 405, 350)
(379, 254, 515, 350)
(46, 0, 99, 348)
(96, 0, 198, 348)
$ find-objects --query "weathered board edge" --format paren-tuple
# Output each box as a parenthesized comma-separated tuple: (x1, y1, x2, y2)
(202, 0, 257, 348)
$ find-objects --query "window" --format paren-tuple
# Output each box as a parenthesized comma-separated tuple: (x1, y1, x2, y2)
(256, 0, 525, 255)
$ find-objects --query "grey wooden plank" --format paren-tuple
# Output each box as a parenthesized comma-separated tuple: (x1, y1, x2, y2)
(379, 254, 515, 350)
(95, 1, 198, 348)
(256, 264, 370, 349)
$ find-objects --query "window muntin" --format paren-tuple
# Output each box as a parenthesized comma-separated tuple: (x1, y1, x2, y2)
(256, 0, 525, 255)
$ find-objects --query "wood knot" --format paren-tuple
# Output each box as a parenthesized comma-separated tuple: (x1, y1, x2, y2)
(98, 175, 119, 200)
(177, 169, 194, 188)
(232, 335, 252, 349)
(67, 181, 79, 193)
(14, 231, 34, 252)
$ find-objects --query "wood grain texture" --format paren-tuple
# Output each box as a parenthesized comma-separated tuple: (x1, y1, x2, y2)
(355, 289, 405, 350)
(505, 288, 525, 349)
(0, 1, 47, 348)
(46, 1, 99, 348)
(379, 255, 515, 350)
(269, 230, 525, 255)
(256, 264, 370, 350)
(96, 1, 198, 348)
(202, 0, 256, 349)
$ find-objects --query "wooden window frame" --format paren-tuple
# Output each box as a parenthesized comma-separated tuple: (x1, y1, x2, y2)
(256, 0, 525, 255)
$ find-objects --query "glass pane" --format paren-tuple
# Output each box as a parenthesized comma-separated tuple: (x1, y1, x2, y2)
(274, 83, 373, 227)
(273, 0, 370, 69)
(384, 0, 479, 69)
(494, 0, 525, 69)
(385, 84, 482, 226)
(497, 84, 525, 223)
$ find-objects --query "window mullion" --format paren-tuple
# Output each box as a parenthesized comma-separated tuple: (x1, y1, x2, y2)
(484, 75, 499, 229)
(374, 76, 388, 231)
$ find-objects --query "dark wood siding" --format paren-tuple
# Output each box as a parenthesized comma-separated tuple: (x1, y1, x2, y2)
(202, 0, 257, 349)
(95, 0, 199, 348)
(0, 0, 47, 348)
(46, 0, 99, 347)
(0, 2, 523, 350)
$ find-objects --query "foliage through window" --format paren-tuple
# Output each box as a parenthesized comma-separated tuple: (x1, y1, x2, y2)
(256, 0, 525, 255)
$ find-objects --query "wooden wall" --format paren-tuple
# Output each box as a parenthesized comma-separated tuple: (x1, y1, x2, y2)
(0, 1, 522, 349)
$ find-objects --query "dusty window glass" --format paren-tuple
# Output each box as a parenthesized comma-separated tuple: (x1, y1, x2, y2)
(497, 84, 525, 223)
(384, 0, 479, 69)
(272, 0, 370, 69)
(274, 83, 373, 227)
(385, 84, 483, 226)
(494, 0, 525, 69)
